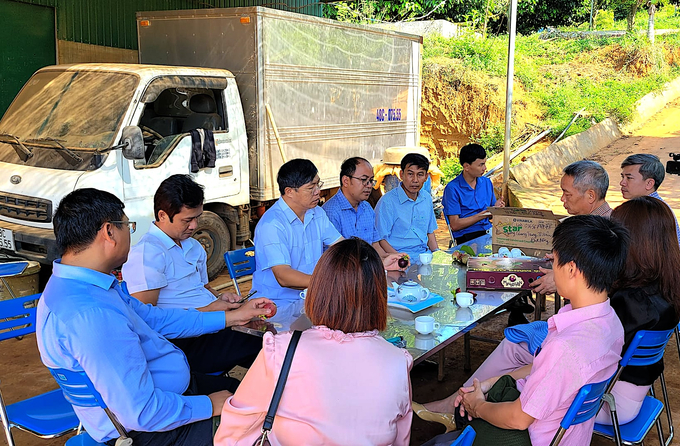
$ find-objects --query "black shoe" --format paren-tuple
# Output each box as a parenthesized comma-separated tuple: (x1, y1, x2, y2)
(507, 310, 530, 327)
(510, 295, 534, 314)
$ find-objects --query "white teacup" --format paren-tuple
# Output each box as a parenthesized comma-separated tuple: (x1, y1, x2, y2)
(419, 252, 433, 264)
(414, 333, 437, 350)
(414, 315, 440, 335)
(455, 292, 474, 308)
(299, 288, 307, 300)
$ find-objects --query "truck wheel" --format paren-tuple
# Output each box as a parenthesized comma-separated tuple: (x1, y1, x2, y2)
(193, 211, 230, 280)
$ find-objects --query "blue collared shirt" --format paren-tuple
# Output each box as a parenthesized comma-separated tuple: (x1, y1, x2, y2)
(252, 198, 342, 302)
(650, 191, 680, 247)
(375, 184, 437, 258)
(36, 261, 225, 442)
(122, 223, 215, 309)
(322, 190, 380, 244)
(442, 174, 496, 238)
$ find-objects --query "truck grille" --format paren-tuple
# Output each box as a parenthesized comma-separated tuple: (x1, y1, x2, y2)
(0, 192, 52, 222)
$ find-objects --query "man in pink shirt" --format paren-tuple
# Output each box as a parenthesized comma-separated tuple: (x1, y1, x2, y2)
(420, 215, 628, 446)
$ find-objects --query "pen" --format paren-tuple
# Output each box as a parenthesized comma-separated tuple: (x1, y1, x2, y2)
(237, 289, 257, 304)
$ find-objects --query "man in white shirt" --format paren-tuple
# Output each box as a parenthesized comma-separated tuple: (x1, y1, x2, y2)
(122, 174, 266, 381)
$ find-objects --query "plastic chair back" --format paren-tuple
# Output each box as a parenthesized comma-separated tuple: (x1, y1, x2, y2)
(224, 247, 256, 296)
(0, 293, 40, 341)
(66, 431, 105, 445)
(0, 262, 28, 278)
(550, 376, 611, 446)
(620, 329, 673, 368)
(451, 425, 476, 445)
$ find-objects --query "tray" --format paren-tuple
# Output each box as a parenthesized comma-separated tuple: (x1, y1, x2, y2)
(387, 288, 445, 313)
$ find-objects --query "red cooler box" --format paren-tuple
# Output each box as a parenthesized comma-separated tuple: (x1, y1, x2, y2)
(466, 257, 551, 291)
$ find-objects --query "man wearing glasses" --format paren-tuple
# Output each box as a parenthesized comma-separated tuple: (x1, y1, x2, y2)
(322, 157, 399, 257)
(251, 159, 343, 303)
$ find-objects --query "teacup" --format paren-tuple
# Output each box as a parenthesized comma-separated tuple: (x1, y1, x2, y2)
(455, 292, 474, 308)
(414, 333, 437, 350)
(414, 315, 440, 335)
(510, 248, 525, 258)
(299, 288, 307, 300)
(419, 252, 433, 264)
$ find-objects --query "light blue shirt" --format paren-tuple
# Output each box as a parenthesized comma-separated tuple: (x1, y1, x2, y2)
(442, 174, 496, 238)
(122, 223, 215, 309)
(252, 197, 342, 302)
(36, 261, 225, 442)
(650, 191, 680, 247)
(322, 190, 380, 244)
(375, 184, 437, 258)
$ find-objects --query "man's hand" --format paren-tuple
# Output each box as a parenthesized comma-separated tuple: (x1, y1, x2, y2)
(217, 291, 242, 304)
(454, 377, 494, 419)
(225, 297, 277, 327)
(494, 198, 506, 208)
(198, 299, 241, 312)
(383, 253, 409, 271)
(529, 267, 556, 295)
(461, 379, 488, 419)
(208, 390, 232, 416)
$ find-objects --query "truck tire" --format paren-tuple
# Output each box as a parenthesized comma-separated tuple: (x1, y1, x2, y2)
(193, 211, 230, 280)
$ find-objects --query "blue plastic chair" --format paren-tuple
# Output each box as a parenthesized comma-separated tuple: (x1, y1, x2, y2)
(0, 261, 28, 299)
(450, 425, 476, 445)
(0, 293, 79, 446)
(224, 247, 256, 296)
(549, 376, 612, 446)
(594, 328, 675, 446)
(49, 368, 131, 445)
(66, 431, 104, 445)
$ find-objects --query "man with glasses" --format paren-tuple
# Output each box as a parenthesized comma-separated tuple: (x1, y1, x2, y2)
(251, 159, 343, 303)
(323, 157, 398, 256)
(37, 188, 274, 446)
(122, 174, 267, 379)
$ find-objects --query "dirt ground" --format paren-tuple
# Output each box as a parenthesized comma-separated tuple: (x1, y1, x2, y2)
(3, 100, 680, 444)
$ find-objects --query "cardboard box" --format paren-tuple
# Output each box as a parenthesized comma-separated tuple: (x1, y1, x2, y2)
(466, 256, 551, 290)
(488, 207, 565, 258)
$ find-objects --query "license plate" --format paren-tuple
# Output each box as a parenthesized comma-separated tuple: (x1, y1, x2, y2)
(0, 227, 15, 252)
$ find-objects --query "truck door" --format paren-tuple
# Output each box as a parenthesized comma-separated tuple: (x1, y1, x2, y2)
(121, 76, 245, 238)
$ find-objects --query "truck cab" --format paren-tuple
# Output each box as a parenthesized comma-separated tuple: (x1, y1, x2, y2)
(0, 64, 250, 278)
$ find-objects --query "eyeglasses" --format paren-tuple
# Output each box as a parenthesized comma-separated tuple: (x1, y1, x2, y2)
(109, 220, 137, 234)
(298, 180, 324, 193)
(350, 176, 377, 187)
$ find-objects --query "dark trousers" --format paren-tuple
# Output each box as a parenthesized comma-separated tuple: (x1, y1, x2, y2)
(104, 373, 228, 446)
(171, 327, 263, 374)
(454, 230, 488, 245)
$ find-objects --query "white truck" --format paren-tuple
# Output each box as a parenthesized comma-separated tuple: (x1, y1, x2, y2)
(0, 7, 421, 278)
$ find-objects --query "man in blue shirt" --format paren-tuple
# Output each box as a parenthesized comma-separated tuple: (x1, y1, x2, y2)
(375, 153, 439, 258)
(252, 159, 343, 303)
(442, 143, 505, 245)
(37, 188, 274, 446)
(619, 153, 680, 247)
(323, 157, 398, 256)
(122, 174, 263, 376)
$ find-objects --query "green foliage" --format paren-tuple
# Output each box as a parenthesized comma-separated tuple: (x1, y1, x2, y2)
(440, 157, 463, 184)
(594, 9, 615, 29)
(471, 122, 506, 153)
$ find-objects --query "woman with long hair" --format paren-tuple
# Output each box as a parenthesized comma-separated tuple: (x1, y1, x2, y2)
(596, 196, 680, 423)
(214, 238, 413, 445)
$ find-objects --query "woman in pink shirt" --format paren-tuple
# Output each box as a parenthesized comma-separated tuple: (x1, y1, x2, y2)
(214, 238, 413, 446)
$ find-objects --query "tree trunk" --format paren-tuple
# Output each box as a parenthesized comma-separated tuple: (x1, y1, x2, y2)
(627, 5, 638, 32)
(647, 3, 656, 43)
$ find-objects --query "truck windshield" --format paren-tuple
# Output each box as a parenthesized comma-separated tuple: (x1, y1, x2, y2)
(0, 69, 138, 171)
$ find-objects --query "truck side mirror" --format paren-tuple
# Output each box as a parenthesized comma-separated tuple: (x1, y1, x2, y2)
(120, 126, 145, 160)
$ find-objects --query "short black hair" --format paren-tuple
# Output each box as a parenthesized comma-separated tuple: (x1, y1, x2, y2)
(552, 215, 629, 293)
(620, 153, 665, 190)
(277, 159, 318, 195)
(459, 143, 487, 166)
(339, 157, 370, 182)
(154, 174, 204, 222)
(53, 188, 125, 256)
(400, 153, 429, 172)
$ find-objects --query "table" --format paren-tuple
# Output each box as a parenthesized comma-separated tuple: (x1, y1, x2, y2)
(263, 234, 526, 381)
